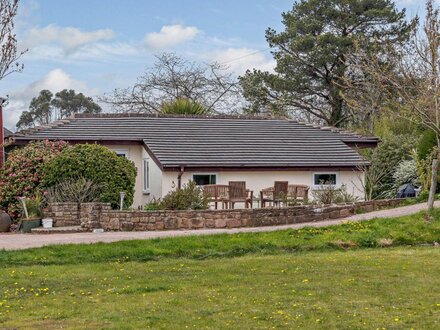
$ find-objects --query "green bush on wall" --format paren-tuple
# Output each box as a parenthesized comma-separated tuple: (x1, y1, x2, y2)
(43, 144, 137, 209)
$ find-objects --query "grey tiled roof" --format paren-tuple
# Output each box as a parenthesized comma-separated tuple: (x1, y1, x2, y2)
(12, 114, 378, 169)
(3, 127, 12, 138)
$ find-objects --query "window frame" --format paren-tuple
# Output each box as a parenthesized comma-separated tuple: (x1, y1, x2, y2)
(112, 148, 130, 159)
(312, 172, 339, 188)
(142, 158, 150, 194)
(192, 173, 218, 186)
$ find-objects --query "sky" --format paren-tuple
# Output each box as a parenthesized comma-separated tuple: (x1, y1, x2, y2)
(0, 0, 425, 130)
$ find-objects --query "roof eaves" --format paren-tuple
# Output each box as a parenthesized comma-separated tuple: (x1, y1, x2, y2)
(142, 140, 164, 171)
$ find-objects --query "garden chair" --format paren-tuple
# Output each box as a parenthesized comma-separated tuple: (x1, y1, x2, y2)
(274, 181, 289, 206)
(203, 184, 229, 209)
(260, 181, 288, 207)
(287, 184, 309, 204)
(228, 181, 253, 209)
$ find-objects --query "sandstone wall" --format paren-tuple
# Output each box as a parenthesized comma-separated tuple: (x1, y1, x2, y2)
(46, 199, 405, 231)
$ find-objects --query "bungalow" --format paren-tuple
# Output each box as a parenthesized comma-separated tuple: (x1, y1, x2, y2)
(7, 114, 378, 208)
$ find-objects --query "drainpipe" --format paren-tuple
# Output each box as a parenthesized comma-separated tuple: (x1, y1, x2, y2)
(0, 97, 7, 167)
(177, 166, 185, 190)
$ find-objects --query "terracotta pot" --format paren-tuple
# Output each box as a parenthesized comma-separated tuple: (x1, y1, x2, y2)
(0, 211, 12, 232)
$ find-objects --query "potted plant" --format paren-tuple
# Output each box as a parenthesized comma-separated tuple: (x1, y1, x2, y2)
(19, 195, 44, 233)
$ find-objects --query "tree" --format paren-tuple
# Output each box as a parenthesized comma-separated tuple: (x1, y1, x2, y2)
(240, 0, 416, 127)
(353, 0, 440, 211)
(0, 0, 26, 81)
(25, 89, 52, 127)
(16, 89, 101, 129)
(101, 53, 241, 114)
(51, 89, 102, 118)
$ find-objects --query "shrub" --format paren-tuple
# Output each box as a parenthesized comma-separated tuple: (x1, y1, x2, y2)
(157, 181, 209, 210)
(45, 177, 103, 203)
(417, 129, 437, 160)
(43, 144, 136, 209)
(392, 159, 419, 189)
(362, 134, 417, 198)
(0, 140, 68, 215)
(312, 184, 358, 205)
(334, 186, 359, 204)
(143, 198, 164, 211)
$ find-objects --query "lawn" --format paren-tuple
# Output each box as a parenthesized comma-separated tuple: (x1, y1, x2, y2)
(0, 211, 440, 329)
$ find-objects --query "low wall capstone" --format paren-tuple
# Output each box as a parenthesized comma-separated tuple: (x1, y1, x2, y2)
(45, 199, 405, 231)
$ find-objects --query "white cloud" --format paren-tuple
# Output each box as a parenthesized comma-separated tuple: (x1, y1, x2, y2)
(68, 42, 140, 61)
(145, 24, 199, 49)
(23, 24, 115, 53)
(4, 69, 97, 130)
(209, 47, 276, 75)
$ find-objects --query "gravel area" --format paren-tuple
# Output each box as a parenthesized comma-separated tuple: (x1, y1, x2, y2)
(1, 201, 438, 251)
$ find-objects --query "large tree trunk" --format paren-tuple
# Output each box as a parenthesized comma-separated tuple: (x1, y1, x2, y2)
(428, 157, 438, 211)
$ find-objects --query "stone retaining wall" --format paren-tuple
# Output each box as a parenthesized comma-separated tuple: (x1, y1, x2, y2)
(46, 199, 405, 231)
(44, 202, 80, 227)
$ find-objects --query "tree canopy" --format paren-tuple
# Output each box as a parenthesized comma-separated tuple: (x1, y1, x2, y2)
(240, 0, 416, 127)
(16, 89, 101, 129)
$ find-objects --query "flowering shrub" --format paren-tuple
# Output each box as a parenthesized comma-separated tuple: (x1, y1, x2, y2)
(392, 159, 420, 190)
(0, 140, 68, 215)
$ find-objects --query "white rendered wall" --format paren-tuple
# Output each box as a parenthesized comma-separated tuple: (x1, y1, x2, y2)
(162, 170, 365, 202)
(106, 144, 163, 209)
(103, 144, 366, 207)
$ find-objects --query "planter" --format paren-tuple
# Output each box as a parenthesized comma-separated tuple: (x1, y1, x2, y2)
(21, 219, 41, 233)
(0, 211, 12, 232)
(42, 218, 53, 228)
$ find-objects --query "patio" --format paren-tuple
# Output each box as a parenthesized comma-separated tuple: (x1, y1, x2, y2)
(203, 181, 310, 209)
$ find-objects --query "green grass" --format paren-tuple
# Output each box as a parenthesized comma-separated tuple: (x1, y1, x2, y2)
(1, 209, 440, 267)
(0, 248, 439, 329)
(1, 210, 440, 328)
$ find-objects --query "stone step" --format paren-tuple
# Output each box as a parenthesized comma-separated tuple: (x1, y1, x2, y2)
(31, 226, 86, 234)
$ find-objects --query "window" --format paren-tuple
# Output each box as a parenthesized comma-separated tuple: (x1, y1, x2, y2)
(143, 159, 150, 192)
(112, 149, 129, 159)
(193, 174, 217, 186)
(313, 173, 337, 186)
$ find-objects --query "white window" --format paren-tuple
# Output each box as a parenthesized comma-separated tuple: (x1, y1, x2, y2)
(313, 173, 338, 187)
(143, 158, 150, 192)
(192, 174, 217, 186)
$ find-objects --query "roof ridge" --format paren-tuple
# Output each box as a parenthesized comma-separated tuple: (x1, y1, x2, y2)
(73, 112, 293, 121)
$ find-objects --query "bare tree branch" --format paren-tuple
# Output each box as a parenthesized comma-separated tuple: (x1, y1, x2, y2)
(100, 53, 243, 114)
(0, 0, 27, 81)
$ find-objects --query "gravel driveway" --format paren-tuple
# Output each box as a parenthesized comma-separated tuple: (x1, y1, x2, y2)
(1, 200, 438, 251)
